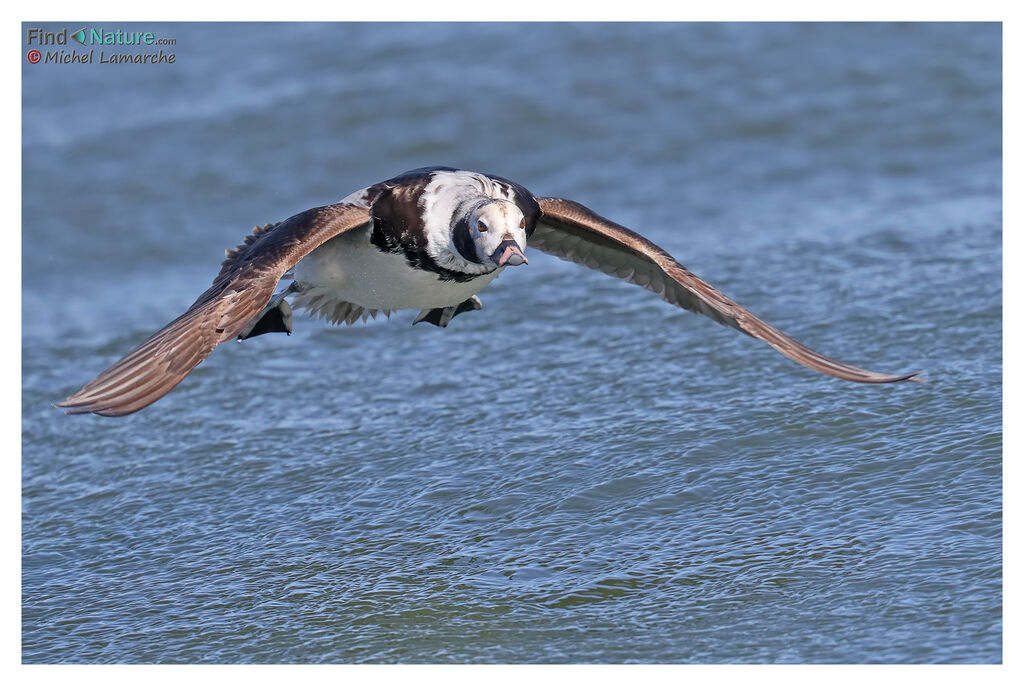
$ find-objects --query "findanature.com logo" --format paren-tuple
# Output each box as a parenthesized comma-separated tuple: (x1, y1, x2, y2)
(25, 26, 177, 65)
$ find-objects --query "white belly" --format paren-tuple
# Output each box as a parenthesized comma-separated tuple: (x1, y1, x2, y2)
(292, 228, 500, 310)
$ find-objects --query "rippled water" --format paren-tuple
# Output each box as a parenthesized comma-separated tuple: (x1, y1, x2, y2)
(22, 22, 1001, 663)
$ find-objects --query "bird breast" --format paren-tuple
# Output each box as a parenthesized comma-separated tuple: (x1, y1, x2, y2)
(293, 229, 501, 310)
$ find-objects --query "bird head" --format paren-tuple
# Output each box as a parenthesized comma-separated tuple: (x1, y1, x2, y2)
(469, 200, 529, 269)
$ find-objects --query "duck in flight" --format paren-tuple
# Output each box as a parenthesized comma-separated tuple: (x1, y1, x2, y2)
(57, 166, 919, 416)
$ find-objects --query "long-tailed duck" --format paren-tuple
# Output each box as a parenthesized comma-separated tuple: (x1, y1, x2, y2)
(57, 166, 919, 416)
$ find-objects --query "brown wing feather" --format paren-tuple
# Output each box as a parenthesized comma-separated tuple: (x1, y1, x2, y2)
(533, 197, 919, 384)
(57, 203, 371, 416)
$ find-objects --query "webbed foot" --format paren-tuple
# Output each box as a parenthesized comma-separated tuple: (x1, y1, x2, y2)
(413, 295, 483, 328)
(238, 283, 299, 340)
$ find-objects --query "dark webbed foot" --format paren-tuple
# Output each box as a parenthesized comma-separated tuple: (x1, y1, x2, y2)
(238, 284, 298, 340)
(413, 295, 483, 328)
(238, 300, 292, 339)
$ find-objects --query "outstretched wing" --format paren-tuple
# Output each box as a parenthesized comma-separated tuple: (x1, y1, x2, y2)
(57, 203, 372, 416)
(532, 197, 918, 383)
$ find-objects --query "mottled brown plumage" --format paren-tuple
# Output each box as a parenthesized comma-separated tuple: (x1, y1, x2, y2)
(532, 197, 918, 383)
(56, 203, 371, 415)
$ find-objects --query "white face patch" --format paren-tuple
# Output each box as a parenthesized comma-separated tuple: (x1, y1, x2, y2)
(419, 170, 524, 274)
(473, 201, 527, 262)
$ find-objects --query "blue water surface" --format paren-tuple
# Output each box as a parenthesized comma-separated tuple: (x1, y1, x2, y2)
(22, 22, 1001, 663)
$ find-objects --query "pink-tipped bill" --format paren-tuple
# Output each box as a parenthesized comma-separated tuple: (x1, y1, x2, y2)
(494, 241, 528, 267)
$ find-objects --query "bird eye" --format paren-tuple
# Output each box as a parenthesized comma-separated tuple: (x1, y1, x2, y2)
(477, 221, 487, 232)
(519, 217, 526, 229)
